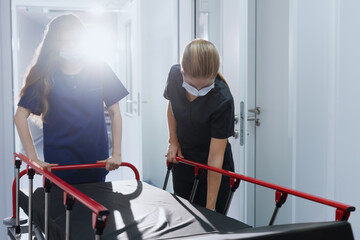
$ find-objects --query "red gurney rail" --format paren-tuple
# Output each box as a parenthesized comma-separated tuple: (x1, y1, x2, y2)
(164, 156, 355, 223)
(9, 152, 140, 239)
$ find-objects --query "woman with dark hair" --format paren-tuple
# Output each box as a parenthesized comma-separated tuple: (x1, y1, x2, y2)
(14, 14, 128, 184)
(164, 39, 235, 213)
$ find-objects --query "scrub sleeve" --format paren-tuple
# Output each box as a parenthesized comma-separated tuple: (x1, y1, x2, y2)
(18, 61, 128, 184)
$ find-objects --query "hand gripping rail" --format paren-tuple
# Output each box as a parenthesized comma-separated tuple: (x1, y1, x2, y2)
(163, 157, 355, 225)
(7, 152, 140, 240)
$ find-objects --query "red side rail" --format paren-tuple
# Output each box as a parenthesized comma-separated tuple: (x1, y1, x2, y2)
(12, 152, 140, 219)
(52, 161, 140, 180)
(173, 156, 355, 221)
(13, 153, 109, 217)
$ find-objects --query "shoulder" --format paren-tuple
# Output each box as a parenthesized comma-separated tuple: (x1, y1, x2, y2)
(213, 76, 234, 107)
(165, 64, 183, 92)
(168, 64, 182, 82)
(21, 80, 45, 98)
(164, 64, 183, 100)
(169, 64, 181, 75)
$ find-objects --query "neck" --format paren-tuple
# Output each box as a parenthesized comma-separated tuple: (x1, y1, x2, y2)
(186, 91, 198, 102)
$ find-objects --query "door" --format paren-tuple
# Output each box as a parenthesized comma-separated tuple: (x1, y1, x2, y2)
(108, 0, 143, 181)
(249, 0, 293, 226)
(193, 0, 295, 227)
(192, 0, 247, 221)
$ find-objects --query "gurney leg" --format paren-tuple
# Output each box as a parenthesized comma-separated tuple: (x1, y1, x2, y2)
(45, 192, 49, 239)
(189, 167, 202, 203)
(163, 163, 173, 190)
(66, 210, 72, 240)
(223, 178, 241, 215)
(223, 191, 234, 215)
(64, 193, 75, 240)
(94, 215, 106, 240)
(268, 191, 288, 226)
(189, 176, 199, 203)
(28, 169, 35, 240)
(44, 179, 52, 240)
(15, 159, 22, 236)
(269, 207, 279, 226)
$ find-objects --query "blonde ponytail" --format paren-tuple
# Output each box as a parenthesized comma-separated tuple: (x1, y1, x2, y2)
(181, 39, 229, 88)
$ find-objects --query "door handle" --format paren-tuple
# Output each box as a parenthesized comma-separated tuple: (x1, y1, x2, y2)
(240, 102, 245, 146)
(247, 117, 261, 126)
(248, 107, 260, 115)
(233, 129, 239, 139)
(126, 92, 141, 116)
(248, 106, 260, 126)
(234, 114, 239, 124)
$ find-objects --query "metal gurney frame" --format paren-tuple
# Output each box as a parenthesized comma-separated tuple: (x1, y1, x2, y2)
(4, 153, 356, 239)
(162, 156, 356, 225)
(4, 152, 139, 240)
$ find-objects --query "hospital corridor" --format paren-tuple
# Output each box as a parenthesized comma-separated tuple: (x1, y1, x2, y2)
(0, 0, 359, 239)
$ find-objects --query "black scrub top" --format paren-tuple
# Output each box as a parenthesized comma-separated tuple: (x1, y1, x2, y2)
(163, 64, 235, 174)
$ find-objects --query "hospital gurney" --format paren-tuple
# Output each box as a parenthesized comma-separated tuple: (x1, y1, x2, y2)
(4, 153, 356, 239)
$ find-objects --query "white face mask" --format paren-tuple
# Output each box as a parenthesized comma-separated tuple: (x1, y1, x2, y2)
(182, 81, 215, 97)
(59, 49, 82, 64)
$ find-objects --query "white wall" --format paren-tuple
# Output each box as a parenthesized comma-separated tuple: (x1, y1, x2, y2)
(0, 0, 15, 239)
(16, 11, 45, 142)
(141, 0, 178, 187)
(334, 0, 360, 236)
(254, 0, 359, 235)
(221, 0, 247, 223)
(255, 0, 292, 226)
(288, 0, 359, 236)
(292, 0, 335, 221)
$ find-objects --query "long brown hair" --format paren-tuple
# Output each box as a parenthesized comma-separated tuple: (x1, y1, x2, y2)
(181, 39, 229, 87)
(20, 14, 85, 120)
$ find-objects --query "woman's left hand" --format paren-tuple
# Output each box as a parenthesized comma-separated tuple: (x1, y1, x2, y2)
(99, 155, 122, 171)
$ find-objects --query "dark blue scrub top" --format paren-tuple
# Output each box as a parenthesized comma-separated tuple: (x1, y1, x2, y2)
(163, 64, 235, 180)
(18, 61, 128, 184)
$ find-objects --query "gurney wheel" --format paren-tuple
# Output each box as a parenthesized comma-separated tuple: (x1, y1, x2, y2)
(3, 216, 27, 226)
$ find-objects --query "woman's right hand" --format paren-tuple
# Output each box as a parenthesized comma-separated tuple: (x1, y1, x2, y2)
(31, 158, 59, 173)
(167, 141, 184, 164)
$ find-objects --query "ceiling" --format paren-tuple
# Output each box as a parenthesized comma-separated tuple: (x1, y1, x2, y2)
(16, 0, 131, 27)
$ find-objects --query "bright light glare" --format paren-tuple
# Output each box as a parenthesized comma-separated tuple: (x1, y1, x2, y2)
(89, 5, 105, 16)
(82, 26, 115, 62)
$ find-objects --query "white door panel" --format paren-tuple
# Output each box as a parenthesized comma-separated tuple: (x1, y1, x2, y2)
(193, 0, 247, 222)
(254, 0, 292, 226)
(111, 0, 142, 181)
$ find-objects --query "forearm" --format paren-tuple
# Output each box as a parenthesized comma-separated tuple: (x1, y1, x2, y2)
(108, 103, 122, 157)
(207, 158, 224, 209)
(14, 107, 39, 162)
(167, 101, 178, 144)
(206, 138, 227, 210)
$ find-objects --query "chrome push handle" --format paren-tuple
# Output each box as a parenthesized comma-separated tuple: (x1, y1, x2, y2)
(248, 107, 261, 126)
(247, 117, 261, 126)
(248, 107, 260, 115)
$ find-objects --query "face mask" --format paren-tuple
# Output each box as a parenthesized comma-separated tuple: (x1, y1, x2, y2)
(59, 49, 82, 64)
(182, 81, 215, 97)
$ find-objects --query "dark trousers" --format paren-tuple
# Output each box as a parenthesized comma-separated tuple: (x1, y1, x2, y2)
(172, 163, 231, 214)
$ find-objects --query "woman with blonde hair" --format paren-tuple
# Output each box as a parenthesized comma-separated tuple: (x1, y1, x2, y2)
(14, 14, 128, 184)
(164, 39, 235, 213)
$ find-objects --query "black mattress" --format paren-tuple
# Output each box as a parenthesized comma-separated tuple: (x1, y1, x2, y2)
(19, 180, 354, 240)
